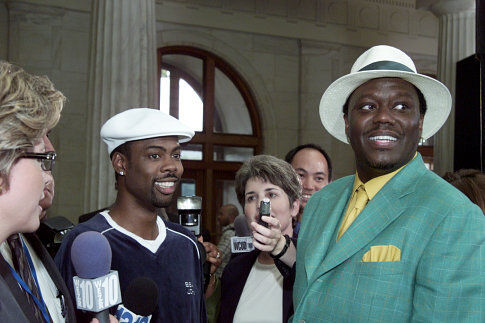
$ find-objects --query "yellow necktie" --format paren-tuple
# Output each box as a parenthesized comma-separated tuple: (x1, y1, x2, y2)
(337, 185, 369, 240)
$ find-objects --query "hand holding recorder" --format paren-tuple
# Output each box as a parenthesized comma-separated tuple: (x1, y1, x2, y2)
(252, 198, 283, 253)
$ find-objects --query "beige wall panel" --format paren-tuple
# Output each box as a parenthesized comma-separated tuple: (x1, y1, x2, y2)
(5, 2, 91, 223)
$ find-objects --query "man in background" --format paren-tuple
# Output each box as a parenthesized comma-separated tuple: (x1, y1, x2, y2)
(285, 144, 332, 236)
(39, 135, 55, 221)
(214, 204, 238, 278)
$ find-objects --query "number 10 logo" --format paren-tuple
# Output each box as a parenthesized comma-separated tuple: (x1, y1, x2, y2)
(73, 270, 122, 312)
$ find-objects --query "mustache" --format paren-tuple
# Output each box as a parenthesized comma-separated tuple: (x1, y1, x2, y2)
(154, 172, 180, 181)
(363, 124, 402, 137)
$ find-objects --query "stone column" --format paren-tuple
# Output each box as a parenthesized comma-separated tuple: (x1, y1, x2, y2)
(427, 0, 475, 176)
(85, 0, 157, 212)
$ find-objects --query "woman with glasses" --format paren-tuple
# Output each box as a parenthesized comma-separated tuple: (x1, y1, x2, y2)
(0, 62, 61, 242)
(218, 155, 301, 323)
(0, 61, 75, 323)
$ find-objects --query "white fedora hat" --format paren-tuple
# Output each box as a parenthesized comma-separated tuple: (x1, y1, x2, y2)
(319, 45, 452, 143)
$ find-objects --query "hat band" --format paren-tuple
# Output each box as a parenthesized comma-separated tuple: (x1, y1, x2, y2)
(358, 60, 414, 73)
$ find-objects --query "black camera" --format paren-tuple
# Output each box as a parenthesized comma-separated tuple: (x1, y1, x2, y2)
(37, 216, 74, 258)
(177, 196, 202, 236)
(177, 196, 211, 290)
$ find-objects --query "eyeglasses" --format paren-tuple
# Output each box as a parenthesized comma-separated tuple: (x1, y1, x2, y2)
(22, 151, 57, 171)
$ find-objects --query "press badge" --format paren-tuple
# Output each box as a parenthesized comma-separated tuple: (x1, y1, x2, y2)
(230, 236, 254, 253)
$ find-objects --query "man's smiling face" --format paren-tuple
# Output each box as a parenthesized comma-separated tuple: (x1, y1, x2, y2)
(344, 77, 424, 182)
(123, 136, 183, 209)
(290, 148, 329, 209)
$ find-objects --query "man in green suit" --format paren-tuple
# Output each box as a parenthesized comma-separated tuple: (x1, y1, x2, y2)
(287, 45, 485, 322)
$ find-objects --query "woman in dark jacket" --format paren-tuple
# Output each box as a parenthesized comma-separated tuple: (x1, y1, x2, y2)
(218, 155, 301, 323)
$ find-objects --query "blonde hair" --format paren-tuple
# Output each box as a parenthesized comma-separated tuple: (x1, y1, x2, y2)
(0, 61, 64, 189)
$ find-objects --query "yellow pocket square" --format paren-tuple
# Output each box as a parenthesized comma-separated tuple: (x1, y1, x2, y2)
(362, 245, 401, 262)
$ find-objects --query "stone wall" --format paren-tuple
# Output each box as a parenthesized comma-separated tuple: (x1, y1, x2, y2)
(0, 2, 7, 59)
(2, 1, 91, 221)
(155, 0, 439, 54)
(0, 0, 440, 222)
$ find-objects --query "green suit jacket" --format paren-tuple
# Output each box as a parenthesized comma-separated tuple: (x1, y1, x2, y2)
(292, 155, 485, 322)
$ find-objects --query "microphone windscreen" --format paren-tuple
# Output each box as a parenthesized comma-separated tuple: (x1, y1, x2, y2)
(70, 231, 112, 279)
(123, 277, 158, 316)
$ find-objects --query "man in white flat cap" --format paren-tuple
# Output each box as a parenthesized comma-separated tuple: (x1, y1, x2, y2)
(55, 108, 208, 322)
(255, 45, 484, 322)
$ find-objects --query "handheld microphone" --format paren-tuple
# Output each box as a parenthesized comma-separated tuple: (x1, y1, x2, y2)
(230, 236, 255, 253)
(115, 277, 159, 323)
(231, 214, 254, 253)
(70, 231, 122, 323)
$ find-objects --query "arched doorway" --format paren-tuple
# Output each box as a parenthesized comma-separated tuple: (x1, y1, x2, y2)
(158, 46, 262, 241)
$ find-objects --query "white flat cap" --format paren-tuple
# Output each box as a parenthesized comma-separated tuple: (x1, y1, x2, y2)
(100, 108, 195, 155)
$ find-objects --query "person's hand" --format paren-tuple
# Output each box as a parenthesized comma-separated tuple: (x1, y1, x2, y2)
(197, 236, 222, 298)
(197, 236, 222, 274)
(251, 216, 286, 256)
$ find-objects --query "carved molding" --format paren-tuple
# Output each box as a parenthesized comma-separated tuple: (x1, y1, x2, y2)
(157, 0, 437, 38)
(417, 0, 475, 16)
(5, 0, 92, 12)
(6, 1, 66, 18)
(364, 0, 415, 9)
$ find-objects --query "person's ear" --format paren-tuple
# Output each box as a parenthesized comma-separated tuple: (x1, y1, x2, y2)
(112, 152, 127, 176)
(290, 199, 300, 219)
(418, 114, 424, 137)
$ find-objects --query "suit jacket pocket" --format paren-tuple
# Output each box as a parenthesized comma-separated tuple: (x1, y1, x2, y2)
(351, 261, 409, 317)
(362, 245, 401, 262)
(356, 260, 404, 276)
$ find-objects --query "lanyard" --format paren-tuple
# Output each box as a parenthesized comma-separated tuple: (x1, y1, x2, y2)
(7, 239, 51, 323)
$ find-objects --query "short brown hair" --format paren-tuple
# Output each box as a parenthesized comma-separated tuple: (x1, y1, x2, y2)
(443, 169, 485, 214)
(0, 61, 64, 188)
(235, 155, 302, 208)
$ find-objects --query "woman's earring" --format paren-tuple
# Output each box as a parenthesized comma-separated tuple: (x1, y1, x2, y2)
(119, 171, 124, 176)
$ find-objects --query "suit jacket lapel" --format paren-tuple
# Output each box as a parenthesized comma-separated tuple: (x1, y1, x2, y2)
(317, 189, 405, 275)
(302, 177, 354, 281)
(310, 156, 426, 280)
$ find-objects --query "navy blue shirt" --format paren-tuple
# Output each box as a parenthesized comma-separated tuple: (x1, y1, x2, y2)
(55, 213, 207, 322)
